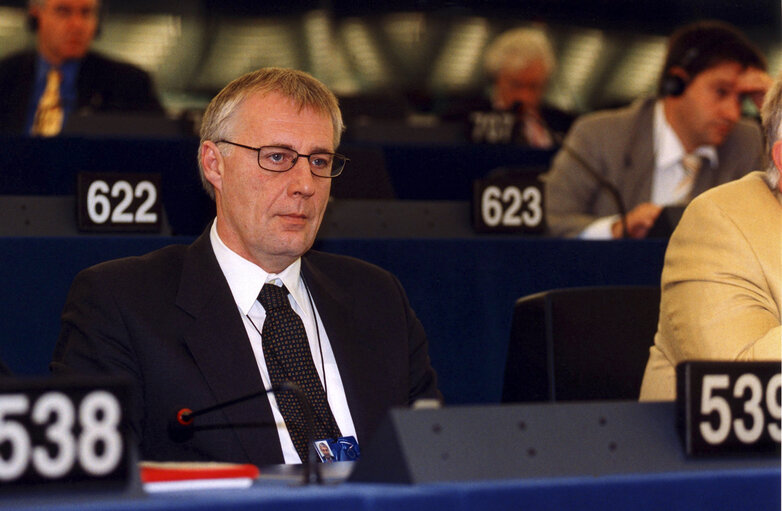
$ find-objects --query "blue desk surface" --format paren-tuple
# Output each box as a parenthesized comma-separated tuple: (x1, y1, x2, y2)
(0, 236, 667, 404)
(3, 467, 779, 511)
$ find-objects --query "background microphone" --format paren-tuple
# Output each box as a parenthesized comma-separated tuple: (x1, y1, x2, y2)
(168, 381, 322, 484)
(557, 142, 629, 238)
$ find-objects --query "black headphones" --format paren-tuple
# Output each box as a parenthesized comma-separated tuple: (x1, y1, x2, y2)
(27, 11, 38, 31)
(660, 47, 700, 97)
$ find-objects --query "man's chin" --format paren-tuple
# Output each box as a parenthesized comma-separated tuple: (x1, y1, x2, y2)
(62, 45, 90, 60)
(710, 126, 735, 146)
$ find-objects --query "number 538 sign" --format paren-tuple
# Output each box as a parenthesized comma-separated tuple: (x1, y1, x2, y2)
(0, 378, 130, 492)
(472, 174, 545, 234)
(77, 172, 162, 232)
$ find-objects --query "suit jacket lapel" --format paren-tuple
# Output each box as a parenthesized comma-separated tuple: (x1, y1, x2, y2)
(175, 229, 283, 465)
(301, 253, 376, 442)
(622, 99, 656, 206)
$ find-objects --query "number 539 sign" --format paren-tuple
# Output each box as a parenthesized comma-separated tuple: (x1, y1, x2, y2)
(77, 172, 162, 232)
(472, 174, 545, 234)
(677, 361, 781, 456)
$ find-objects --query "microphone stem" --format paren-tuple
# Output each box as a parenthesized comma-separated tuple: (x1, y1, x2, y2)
(181, 389, 266, 421)
(175, 382, 323, 485)
(560, 143, 629, 238)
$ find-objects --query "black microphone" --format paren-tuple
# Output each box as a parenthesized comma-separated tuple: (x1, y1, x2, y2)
(557, 142, 629, 238)
(169, 381, 322, 485)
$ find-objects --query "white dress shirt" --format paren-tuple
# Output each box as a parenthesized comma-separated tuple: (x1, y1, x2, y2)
(579, 101, 718, 239)
(209, 220, 357, 464)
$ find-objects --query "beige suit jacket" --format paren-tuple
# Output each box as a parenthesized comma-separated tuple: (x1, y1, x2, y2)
(639, 171, 782, 401)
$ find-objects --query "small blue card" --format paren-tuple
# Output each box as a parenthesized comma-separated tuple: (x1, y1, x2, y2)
(315, 436, 361, 462)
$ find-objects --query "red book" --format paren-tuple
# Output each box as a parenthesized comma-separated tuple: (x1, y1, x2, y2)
(140, 462, 260, 490)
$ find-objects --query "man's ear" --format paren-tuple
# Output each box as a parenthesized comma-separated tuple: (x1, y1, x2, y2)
(201, 141, 224, 194)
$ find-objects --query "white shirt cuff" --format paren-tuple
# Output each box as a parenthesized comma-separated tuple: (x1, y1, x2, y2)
(578, 215, 621, 239)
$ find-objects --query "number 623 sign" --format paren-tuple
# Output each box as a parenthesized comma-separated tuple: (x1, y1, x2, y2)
(472, 174, 545, 234)
(77, 172, 162, 233)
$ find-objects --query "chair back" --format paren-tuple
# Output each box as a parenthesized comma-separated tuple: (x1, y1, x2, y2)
(502, 286, 660, 402)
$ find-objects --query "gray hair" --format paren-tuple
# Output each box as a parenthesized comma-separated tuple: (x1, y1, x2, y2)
(29, 0, 101, 7)
(198, 67, 344, 199)
(483, 27, 556, 77)
(761, 71, 782, 190)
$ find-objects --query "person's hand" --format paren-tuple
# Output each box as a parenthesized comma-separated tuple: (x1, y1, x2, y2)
(737, 67, 773, 111)
(612, 202, 663, 239)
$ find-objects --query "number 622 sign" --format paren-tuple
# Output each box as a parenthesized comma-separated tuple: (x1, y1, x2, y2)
(77, 172, 162, 233)
(472, 175, 545, 234)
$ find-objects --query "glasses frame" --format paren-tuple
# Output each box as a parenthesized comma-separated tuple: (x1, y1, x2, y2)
(216, 140, 347, 178)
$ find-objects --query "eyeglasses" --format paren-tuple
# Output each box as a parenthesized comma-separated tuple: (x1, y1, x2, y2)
(216, 140, 347, 178)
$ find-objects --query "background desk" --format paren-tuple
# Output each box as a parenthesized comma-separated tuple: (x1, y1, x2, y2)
(0, 135, 554, 235)
(0, 236, 667, 403)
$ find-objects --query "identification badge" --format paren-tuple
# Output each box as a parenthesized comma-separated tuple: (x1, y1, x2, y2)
(315, 436, 361, 462)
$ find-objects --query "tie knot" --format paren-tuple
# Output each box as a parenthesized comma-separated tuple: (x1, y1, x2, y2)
(681, 153, 703, 177)
(258, 283, 290, 311)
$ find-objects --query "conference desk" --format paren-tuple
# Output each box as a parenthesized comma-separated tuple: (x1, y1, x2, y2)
(2, 464, 778, 511)
(0, 452, 780, 511)
(1, 236, 667, 404)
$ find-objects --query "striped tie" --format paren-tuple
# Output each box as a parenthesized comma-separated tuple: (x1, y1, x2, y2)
(31, 69, 64, 137)
(674, 153, 703, 203)
(258, 283, 341, 463)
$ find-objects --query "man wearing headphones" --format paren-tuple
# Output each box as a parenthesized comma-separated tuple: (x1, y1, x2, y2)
(544, 20, 771, 238)
(0, 0, 162, 136)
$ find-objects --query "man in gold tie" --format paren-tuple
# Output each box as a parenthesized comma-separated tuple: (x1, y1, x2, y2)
(0, 0, 163, 136)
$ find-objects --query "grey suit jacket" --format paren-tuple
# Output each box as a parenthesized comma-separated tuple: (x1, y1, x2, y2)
(51, 228, 441, 466)
(543, 97, 763, 237)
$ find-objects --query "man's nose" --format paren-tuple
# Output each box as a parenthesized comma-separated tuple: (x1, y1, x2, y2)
(722, 96, 741, 122)
(286, 158, 315, 196)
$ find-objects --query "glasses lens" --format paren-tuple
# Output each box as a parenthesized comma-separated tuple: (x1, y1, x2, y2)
(309, 154, 346, 177)
(258, 147, 297, 172)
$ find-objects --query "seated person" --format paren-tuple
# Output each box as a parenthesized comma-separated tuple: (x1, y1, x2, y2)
(481, 27, 573, 148)
(51, 68, 442, 465)
(639, 72, 782, 401)
(0, 0, 163, 136)
(544, 20, 771, 238)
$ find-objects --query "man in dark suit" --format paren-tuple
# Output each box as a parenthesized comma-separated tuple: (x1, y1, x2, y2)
(0, 0, 162, 135)
(482, 27, 574, 148)
(544, 21, 771, 238)
(52, 67, 441, 466)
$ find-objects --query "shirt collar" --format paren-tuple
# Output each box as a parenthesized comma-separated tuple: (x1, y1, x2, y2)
(35, 54, 80, 89)
(209, 219, 304, 315)
(653, 100, 718, 170)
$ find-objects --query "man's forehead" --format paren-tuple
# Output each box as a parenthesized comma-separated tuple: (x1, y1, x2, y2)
(237, 91, 331, 127)
(697, 61, 744, 81)
(231, 91, 333, 144)
(44, 0, 98, 7)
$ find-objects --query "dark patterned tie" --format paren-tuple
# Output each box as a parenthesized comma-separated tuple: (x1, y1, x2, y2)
(258, 283, 341, 462)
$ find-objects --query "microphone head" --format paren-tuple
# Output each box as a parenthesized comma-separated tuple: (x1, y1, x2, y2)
(168, 407, 194, 443)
